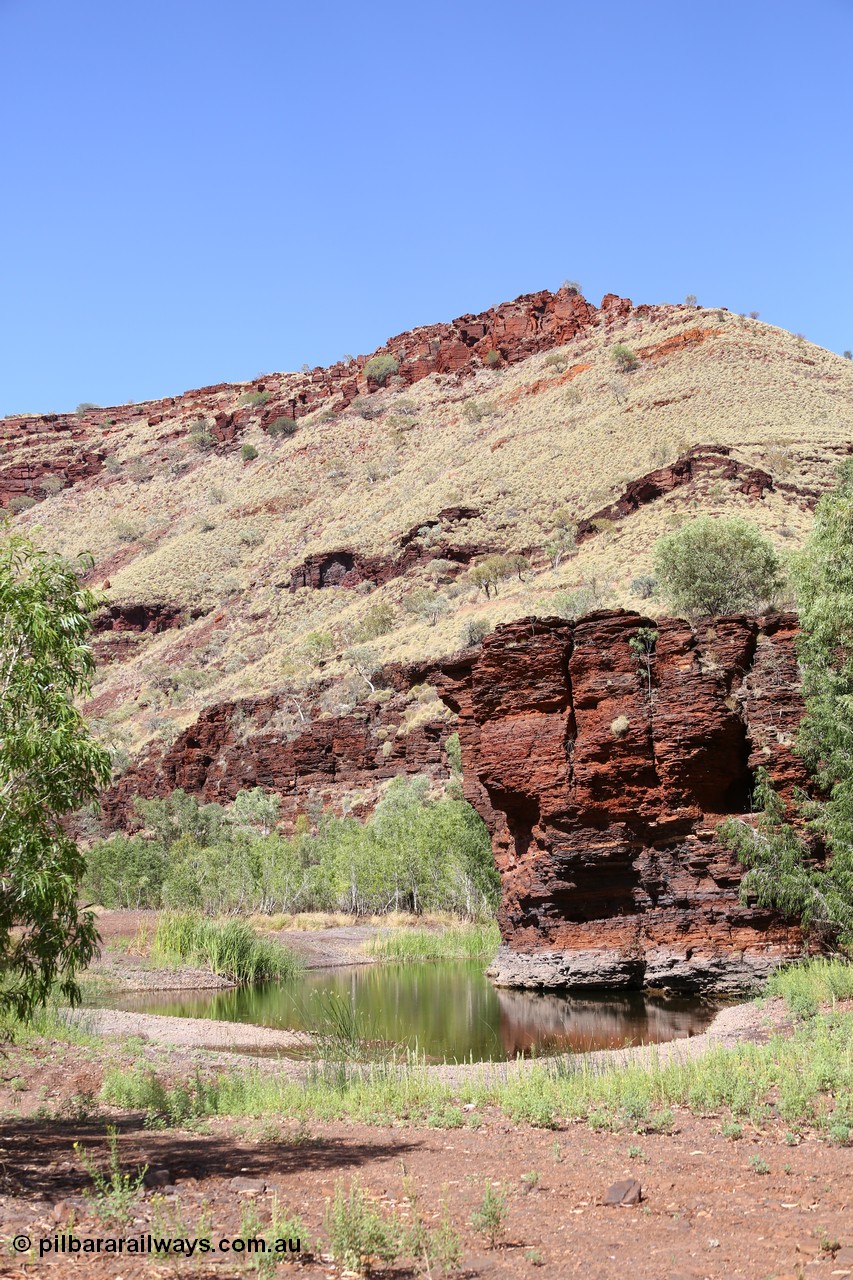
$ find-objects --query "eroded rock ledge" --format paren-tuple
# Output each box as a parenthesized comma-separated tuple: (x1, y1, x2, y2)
(435, 610, 811, 995)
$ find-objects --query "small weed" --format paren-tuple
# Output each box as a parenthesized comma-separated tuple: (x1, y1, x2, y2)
(721, 1119, 743, 1140)
(324, 1177, 400, 1274)
(471, 1181, 508, 1248)
(239, 1196, 306, 1272)
(817, 1230, 840, 1255)
(748, 1155, 770, 1175)
(520, 1170, 540, 1193)
(525, 1247, 545, 1266)
(646, 1107, 675, 1134)
(74, 1127, 146, 1227)
(401, 1179, 461, 1277)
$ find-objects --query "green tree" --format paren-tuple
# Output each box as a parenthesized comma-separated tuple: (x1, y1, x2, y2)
(653, 516, 783, 617)
(229, 787, 280, 838)
(134, 789, 224, 848)
(0, 532, 112, 1017)
(721, 466, 853, 945)
(469, 554, 514, 599)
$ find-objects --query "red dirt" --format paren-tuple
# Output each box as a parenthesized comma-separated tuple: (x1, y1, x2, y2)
(0, 1041, 850, 1279)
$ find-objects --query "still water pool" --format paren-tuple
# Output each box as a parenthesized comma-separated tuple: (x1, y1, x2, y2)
(108, 961, 722, 1062)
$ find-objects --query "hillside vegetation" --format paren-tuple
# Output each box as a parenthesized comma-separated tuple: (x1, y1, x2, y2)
(7, 291, 853, 775)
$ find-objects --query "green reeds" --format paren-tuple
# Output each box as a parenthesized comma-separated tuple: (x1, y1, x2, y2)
(365, 921, 500, 962)
(151, 912, 302, 983)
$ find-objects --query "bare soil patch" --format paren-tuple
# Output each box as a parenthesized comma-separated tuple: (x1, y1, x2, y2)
(0, 1065, 850, 1280)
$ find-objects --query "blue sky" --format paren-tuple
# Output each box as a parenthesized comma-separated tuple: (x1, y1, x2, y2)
(2, 0, 851, 416)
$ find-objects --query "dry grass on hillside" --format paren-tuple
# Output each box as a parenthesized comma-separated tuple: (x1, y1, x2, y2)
(14, 305, 853, 759)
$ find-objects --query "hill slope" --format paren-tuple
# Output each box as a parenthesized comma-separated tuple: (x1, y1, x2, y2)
(4, 286, 852, 820)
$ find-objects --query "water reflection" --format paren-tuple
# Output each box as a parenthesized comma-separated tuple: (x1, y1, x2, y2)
(107, 961, 721, 1063)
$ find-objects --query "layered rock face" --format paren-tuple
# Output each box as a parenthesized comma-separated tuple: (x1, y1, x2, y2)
(101, 686, 452, 832)
(436, 611, 810, 994)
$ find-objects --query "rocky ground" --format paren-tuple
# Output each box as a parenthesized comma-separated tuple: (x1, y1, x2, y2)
(0, 1051, 851, 1280)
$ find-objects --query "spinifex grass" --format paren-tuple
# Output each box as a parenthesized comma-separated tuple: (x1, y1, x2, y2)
(364, 920, 500, 962)
(151, 912, 302, 983)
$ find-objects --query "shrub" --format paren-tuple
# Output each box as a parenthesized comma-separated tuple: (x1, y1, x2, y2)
(610, 714, 630, 738)
(75, 402, 100, 417)
(484, 349, 502, 368)
(631, 575, 658, 599)
(41, 474, 66, 495)
(189, 417, 215, 450)
(7, 495, 36, 513)
(543, 352, 569, 371)
(353, 602, 395, 641)
(445, 731, 462, 774)
(653, 516, 783, 617)
(266, 415, 296, 437)
(111, 516, 142, 543)
(470, 1181, 508, 1247)
(612, 344, 639, 372)
(239, 390, 271, 408)
(546, 585, 599, 619)
(351, 396, 380, 420)
(301, 630, 336, 663)
(325, 1178, 401, 1273)
(403, 588, 449, 626)
(241, 443, 259, 462)
(460, 617, 492, 647)
(561, 279, 582, 295)
(362, 354, 399, 386)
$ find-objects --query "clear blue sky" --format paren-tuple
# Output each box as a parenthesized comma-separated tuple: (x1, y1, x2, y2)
(2, 0, 851, 416)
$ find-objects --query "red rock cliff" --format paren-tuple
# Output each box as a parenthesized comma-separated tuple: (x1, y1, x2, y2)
(435, 610, 811, 994)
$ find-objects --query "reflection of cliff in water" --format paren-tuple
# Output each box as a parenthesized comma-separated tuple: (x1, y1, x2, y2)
(494, 988, 717, 1056)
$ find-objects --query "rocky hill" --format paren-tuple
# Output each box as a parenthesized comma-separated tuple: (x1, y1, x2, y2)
(6, 285, 851, 798)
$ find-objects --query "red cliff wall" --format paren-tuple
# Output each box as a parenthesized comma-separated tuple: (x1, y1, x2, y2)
(100, 686, 453, 832)
(435, 610, 810, 995)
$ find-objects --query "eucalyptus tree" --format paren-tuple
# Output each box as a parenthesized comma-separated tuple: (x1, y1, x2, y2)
(0, 532, 111, 1016)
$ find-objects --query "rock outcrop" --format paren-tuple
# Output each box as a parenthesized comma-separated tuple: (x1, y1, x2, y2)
(101, 685, 453, 832)
(435, 610, 811, 995)
(289, 507, 491, 591)
(575, 446, 775, 543)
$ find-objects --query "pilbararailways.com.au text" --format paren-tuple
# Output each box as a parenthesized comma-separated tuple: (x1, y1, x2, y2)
(11, 1232, 301, 1259)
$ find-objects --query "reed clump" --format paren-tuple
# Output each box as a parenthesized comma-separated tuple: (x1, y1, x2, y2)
(151, 912, 302, 983)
